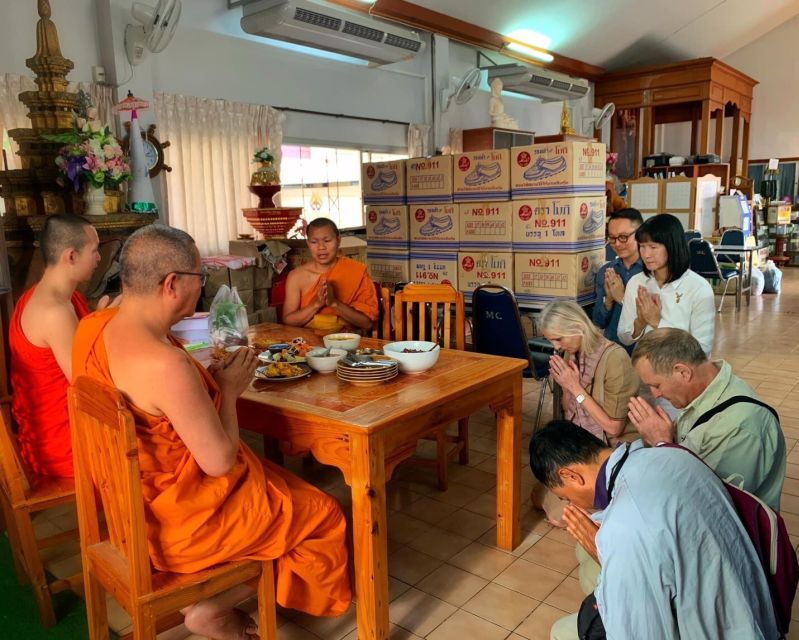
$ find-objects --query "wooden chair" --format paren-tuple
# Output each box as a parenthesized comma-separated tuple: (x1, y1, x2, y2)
(68, 376, 277, 640)
(0, 401, 81, 628)
(393, 283, 468, 491)
(370, 282, 392, 340)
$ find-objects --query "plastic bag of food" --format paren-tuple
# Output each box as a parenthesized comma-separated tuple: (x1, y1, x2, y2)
(208, 285, 249, 347)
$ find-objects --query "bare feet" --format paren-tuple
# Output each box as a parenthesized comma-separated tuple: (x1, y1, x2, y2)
(184, 604, 258, 640)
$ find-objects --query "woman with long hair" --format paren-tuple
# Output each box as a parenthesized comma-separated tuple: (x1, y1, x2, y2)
(617, 213, 715, 354)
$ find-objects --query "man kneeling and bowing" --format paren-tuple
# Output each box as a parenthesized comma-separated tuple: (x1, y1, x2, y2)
(72, 224, 351, 639)
(530, 420, 777, 640)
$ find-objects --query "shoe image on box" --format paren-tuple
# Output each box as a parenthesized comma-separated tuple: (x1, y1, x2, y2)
(464, 162, 502, 186)
(523, 156, 567, 181)
(583, 264, 599, 288)
(373, 216, 401, 236)
(371, 170, 398, 192)
(419, 215, 453, 236)
(582, 207, 605, 234)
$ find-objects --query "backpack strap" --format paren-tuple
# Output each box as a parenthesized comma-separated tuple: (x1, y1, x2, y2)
(689, 395, 779, 433)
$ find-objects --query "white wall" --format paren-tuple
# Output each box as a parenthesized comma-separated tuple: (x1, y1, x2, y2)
(658, 14, 799, 163)
(0, 0, 99, 81)
(724, 13, 799, 160)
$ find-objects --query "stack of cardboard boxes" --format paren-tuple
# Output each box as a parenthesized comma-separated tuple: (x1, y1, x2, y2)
(363, 140, 607, 307)
(509, 141, 607, 307)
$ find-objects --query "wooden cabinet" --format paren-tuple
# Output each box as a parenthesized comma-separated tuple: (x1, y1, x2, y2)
(462, 127, 535, 152)
(641, 163, 730, 191)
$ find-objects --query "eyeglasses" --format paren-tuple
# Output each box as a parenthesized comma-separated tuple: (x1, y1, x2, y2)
(159, 267, 209, 287)
(607, 233, 634, 245)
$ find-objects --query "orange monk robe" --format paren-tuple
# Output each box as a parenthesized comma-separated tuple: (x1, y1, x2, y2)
(72, 309, 351, 617)
(300, 256, 378, 333)
(10, 286, 90, 477)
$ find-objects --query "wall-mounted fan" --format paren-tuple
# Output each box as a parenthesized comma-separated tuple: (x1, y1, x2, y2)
(440, 68, 482, 113)
(125, 0, 182, 66)
(581, 102, 616, 136)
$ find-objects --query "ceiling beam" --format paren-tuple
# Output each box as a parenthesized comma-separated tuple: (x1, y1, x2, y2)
(326, 0, 605, 80)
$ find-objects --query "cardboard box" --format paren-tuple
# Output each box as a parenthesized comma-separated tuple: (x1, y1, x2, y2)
(457, 251, 513, 301)
(204, 267, 230, 299)
(367, 249, 410, 285)
(510, 141, 605, 197)
(253, 288, 269, 311)
(513, 248, 604, 306)
(458, 201, 513, 250)
(362, 160, 406, 204)
(512, 195, 606, 252)
(286, 236, 367, 269)
(254, 266, 273, 290)
(409, 204, 459, 250)
(406, 156, 454, 203)
(768, 203, 791, 224)
(453, 149, 510, 201)
(365, 205, 410, 249)
(409, 250, 458, 288)
(229, 265, 254, 291)
(237, 288, 256, 314)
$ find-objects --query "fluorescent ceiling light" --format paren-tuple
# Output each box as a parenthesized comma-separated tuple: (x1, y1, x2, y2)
(505, 40, 554, 63)
(507, 29, 551, 50)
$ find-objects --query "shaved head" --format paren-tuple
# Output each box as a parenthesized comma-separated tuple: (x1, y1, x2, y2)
(307, 217, 339, 237)
(40, 214, 93, 266)
(120, 224, 198, 295)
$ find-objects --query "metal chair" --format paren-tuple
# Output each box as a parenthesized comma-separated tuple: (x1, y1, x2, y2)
(684, 229, 702, 243)
(394, 283, 467, 491)
(69, 376, 277, 640)
(471, 285, 555, 431)
(717, 228, 746, 267)
(689, 239, 740, 312)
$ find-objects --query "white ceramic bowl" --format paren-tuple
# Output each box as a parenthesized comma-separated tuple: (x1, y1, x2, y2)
(383, 341, 440, 374)
(306, 348, 347, 373)
(323, 333, 361, 351)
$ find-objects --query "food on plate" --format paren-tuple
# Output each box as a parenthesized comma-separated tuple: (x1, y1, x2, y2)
(401, 348, 425, 353)
(264, 362, 305, 378)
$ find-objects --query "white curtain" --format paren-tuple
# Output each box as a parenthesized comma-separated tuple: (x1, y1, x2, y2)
(0, 74, 118, 169)
(407, 123, 431, 158)
(154, 93, 285, 256)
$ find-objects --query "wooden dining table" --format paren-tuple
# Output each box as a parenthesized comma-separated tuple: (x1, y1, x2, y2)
(234, 323, 527, 640)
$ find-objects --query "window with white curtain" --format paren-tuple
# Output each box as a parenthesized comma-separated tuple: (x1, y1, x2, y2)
(279, 144, 407, 230)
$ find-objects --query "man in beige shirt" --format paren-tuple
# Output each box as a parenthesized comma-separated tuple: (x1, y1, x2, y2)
(629, 327, 785, 511)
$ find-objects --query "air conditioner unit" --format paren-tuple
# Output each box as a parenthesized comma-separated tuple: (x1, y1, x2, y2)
(486, 63, 589, 102)
(241, 0, 425, 66)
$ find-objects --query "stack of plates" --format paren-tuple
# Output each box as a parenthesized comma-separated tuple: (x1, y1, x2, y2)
(336, 356, 399, 386)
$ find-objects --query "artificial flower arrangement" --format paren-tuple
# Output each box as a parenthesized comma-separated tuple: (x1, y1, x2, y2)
(606, 151, 619, 176)
(253, 147, 275, 164)
(45, 95, 130, 192)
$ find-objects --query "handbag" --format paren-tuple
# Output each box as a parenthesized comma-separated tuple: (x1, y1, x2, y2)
(577, 592, 606, 640)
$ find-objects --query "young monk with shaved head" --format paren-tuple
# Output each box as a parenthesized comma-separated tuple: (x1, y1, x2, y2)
(72, 224, 351, 640)
(10, 214, 113, 477)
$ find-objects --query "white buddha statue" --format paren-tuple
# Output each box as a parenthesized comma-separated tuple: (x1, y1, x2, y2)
(489, 78, 519, 130)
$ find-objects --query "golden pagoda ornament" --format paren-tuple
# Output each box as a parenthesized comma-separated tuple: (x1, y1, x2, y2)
(559, 101, 576, 136)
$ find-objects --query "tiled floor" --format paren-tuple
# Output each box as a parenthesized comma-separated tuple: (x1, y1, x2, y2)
(32, 270, 799, 639)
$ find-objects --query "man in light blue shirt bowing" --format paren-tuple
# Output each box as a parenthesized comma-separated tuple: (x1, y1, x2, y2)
(593, 208, 644, 353)
(530, 421, 778, 640)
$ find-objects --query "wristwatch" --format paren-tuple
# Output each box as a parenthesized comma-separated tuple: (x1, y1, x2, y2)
(575, 393, 586, 404)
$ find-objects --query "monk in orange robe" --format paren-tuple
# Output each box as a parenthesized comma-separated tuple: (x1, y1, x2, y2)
(9, 214, 113, 477)
(72, 224, 350, 639)
(283, 217, 377, 333)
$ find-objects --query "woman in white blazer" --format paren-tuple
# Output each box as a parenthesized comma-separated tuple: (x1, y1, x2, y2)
(617, 214, 715, 355)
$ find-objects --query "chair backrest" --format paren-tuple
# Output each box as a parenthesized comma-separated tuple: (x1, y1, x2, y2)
(370, 283, 392, 340)
(718, 228, 745, 265)
(471, 285, 553, 380)
(0, 403, 31, 503)
(394, 283, 465, 349)
(69, 376, 153, 598)
(689, 239, 725, 279)
(684, 230, 702, 243)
